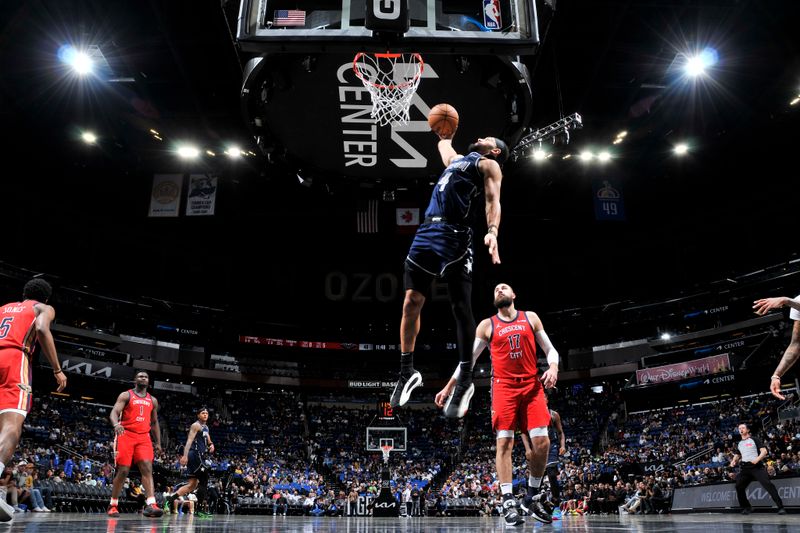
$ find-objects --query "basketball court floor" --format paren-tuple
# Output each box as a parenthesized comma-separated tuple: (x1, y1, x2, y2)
(3, 513, 796, 532)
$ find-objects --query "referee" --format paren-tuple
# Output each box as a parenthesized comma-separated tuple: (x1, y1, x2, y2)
(729, 422, 786, 514)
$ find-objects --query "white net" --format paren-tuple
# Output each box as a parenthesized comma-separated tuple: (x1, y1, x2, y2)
(353, 52, 424, 127)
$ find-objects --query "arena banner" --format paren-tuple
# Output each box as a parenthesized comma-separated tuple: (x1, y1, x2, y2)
(348, 381, 396, 389)
(240, 335, 455, 352)
(636, 354, 731, 386)
(39, 354, 136, 381)
(153, 380, 196, 394)
(185, 174, 217, 216)
(148, 174, 182, 217)
(671, 477, 800, 510)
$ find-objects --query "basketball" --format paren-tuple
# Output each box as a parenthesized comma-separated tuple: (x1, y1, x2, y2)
(428, 103, 459, 138)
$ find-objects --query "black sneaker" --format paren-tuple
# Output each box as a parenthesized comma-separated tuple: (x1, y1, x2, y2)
(741, 508, 752, 515)
(777, 507, 787, 515)
(443, 377, 475, 418)
(502, 499, 525, 526)
(390, 370, 422, 408)
(526, 497, 553, 524)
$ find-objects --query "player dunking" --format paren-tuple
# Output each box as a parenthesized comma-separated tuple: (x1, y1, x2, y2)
(107, 371, 163, 518)
(436, 283, 559, 525)
(166, 407, 215, 514)
(391, 125, 509, 418)
(0, 279, 66, 522)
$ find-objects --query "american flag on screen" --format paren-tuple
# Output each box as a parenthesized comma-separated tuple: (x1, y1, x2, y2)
(273, 10, 306, 27)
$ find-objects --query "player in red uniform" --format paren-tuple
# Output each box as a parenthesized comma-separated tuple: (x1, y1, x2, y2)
(0, 278, 66, 522)
(107, 371, 163, 517)
(436, 282, 559, 526)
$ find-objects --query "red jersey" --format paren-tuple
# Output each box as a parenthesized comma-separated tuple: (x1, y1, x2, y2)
(0, 300, 40, 354)
(489, 311, 539, 380)
(121, 389, 154, 434)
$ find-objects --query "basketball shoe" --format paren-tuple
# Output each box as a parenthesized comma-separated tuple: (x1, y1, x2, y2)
(143, 503, 164, 518)
(502, 498, 525, 526)
(390, 370, 422, 408)
(443, 371, 474, 418)
(522, 494, 552, 524)
(106, 505, 120, 518)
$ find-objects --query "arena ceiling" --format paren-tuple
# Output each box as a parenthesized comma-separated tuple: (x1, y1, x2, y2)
(1, 0, 798, 317)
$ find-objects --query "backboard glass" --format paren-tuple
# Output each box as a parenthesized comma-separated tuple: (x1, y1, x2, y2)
(366, 426, 407, 452)
(238, 0, 539, 55)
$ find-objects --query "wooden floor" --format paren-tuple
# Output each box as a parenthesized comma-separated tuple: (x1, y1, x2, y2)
(0, 512, 796, 532)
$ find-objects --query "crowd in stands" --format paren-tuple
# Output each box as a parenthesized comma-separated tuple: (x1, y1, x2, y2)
(4, 384, 799, 516)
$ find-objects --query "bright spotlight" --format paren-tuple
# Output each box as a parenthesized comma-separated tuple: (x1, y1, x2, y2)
(177, 145, 200, 159)
(532, 149, 547, 161)
(660, 333, 671, 340)
(80, 131, 97, 145)
(579, 150, 593, 162)
(597, 151, 611, 162)
(70, 51, 94, 75)
(684, 47, 719, 78)
(674, 143, 689, 155)
(225, 146, 242, 158)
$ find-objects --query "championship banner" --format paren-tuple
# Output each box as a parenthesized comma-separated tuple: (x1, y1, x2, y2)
(672, 477, 800, 510)
(636, 354, 731, 386)
(148, 174, 182, 217)
(186, 174, 218, 216)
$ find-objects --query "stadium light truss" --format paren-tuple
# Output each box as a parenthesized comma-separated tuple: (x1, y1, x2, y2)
(511, 113, 583, 161)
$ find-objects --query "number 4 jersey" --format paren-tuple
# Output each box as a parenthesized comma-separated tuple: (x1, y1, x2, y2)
(489, 311, 539, 380)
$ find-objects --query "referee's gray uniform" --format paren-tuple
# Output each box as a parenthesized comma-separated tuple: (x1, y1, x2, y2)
(735, 436, 784, 511)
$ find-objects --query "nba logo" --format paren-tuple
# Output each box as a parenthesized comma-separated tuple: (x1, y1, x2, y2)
(483, 0, 502, 30)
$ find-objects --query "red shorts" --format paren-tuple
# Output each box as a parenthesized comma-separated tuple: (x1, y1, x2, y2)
(0, 348, 32, 417)
(114, 430, 154, 467)
(491, 377, 550, 434)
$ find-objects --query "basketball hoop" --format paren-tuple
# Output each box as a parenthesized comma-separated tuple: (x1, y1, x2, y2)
(353, 52, 424, 127)
(380, 444, 393, 464)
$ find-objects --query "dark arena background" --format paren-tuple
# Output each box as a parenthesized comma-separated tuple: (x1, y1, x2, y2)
(1, 1, 799, 531)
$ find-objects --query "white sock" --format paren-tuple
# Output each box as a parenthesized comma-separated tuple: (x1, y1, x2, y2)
(110, 498, 119, 506)
(500, 483, 513, 496)
(529, 476, 542, 488)
(146, 497, 156, 505)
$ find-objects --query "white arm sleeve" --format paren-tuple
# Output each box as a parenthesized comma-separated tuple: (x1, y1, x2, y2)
(790, 294, 800, 321)
(452, 338, 488, 380)
(535, 329, 559, 366)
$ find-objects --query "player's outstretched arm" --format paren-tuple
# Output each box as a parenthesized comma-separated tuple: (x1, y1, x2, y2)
(771, 321, 800, 400)
(437, 138, 460, 167)
(480, 159, 502, 265)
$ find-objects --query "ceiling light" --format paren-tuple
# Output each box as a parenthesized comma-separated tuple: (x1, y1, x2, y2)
(597, 151, 611, 162)
(579, 151, 593, 162)
(225, 146, 242, 158)
(177, 145, 200, 159)
(562, 154, 572, 160)
(616, 131, 627, 138)
(532, 149, 547, 161)
(674, 143, 689, 155)
(660, 333, 671, 340)
(791, 97, 800, 106)
(81, 131, 97, 145)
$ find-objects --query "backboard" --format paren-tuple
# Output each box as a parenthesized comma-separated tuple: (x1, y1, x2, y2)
(238, 0, 539, 55)
(366, 426, 407, 453)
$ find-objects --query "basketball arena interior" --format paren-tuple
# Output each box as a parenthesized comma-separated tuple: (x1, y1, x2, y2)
(1, 1, 799, 531)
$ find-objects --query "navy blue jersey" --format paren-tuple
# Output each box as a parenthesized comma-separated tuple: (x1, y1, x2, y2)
(192, 423, 210, 454)
(424, 152, 485, 225)
(547, 410, 560, 465)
